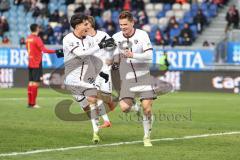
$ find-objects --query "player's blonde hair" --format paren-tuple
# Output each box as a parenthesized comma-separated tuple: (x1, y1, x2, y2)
(119, 11, 134, 22)
(87, 16, 96, 29)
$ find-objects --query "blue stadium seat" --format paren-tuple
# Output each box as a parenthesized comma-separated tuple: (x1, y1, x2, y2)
(151, 25, 159, 32)
(10, 31, 16, 37)
(2, 11, 9, 18)
(53, 26, 62, 33)
(17, 9, 25, 15)
(26, 17, 35, 24)
(203, 10, 211, 23)
(183, 15, 193, 24)
(18, 24, 26, 31)
(191, 10, 198, 17)
(149, 32, 155, 43)
(10, 5, 17, 11)
(3, 32, 10, 37)
(112, 10, 119, 24)
(191, 3, 198, 12)
(43, 18, 49, 26)
(178, 20, 185, 29)
(9, 25, 17, 32)
(170, 28, 181, 39)
(17, 16, 26, 23)
(9, 11, 17, 18)
(11, 36, 20, 44)
(17, 5, 24, 12)
(26, 12, 32, 18)
(209, 4, 217, 17)
(163, 4, 171, 11)
(9, 17, 17, 25)
(17, 19, 26, 25)
(58, 0, 66, 5)
(156, 11, 165, 19)
(50, 0, 58, 4)
(35, 17, 44, 25)
(201, 3, 209, 12)
(9, 0, 14, 5)
(59, 5, 67, 14)
(95, 16, 104, 28)
(49, 2, 58, 14)
(190, 25, 198, 39)
(149, 25, 158, 42)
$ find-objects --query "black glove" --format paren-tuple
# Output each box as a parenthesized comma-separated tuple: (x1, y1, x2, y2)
(99, 71, 109, 83)
(112, 63, 119, 70)
(165, 57, 170, 68)
(98, 36, 116, 49)
(56, 49, 64, 58)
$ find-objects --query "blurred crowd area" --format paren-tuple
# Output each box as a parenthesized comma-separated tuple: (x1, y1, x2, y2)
(0, 0, 236, 47)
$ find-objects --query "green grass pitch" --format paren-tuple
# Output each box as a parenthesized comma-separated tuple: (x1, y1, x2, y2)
(0, 88, 240, 160)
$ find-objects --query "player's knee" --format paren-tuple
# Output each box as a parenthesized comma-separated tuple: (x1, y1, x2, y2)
(141, 99, 153, 107)
(143, 107, 152, 115)
(142, 100, 153, 115)
(120, 101, 131, 113)
(121, 106, 131, 113)
(87, 96, 98, 104)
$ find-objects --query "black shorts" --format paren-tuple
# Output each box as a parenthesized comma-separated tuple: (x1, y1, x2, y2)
(28, 67, 43, 82)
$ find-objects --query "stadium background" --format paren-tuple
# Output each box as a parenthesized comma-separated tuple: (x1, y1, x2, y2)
(0, 0, 240, 159)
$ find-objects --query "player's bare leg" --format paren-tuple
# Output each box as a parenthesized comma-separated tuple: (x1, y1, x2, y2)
(96, 91, 117, 128)
(141, 99, 154, 147)
(119, 98, 140, 115)
(97, 91, 117, 111)
(97, 100, 112, 129)
(119, 98, 133, 113)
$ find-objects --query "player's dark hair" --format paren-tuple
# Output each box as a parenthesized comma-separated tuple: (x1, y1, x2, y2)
(30, 24, 39, 32)
(119, 11, 134, 22)
(87, 16, 96, 29)
(70, 13, 88, 29)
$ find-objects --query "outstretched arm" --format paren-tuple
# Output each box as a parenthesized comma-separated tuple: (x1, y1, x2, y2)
(37, 37, 56, 53)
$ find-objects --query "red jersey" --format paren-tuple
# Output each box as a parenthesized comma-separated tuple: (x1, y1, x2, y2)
(26, 34, 56, 68)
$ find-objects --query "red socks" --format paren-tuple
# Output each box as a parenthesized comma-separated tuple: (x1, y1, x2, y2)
(32, 85, 38, 105)
(27, 85, 38, 106)
(28, 85, 33, 106)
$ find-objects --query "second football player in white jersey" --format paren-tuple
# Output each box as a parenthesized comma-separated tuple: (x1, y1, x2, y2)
(86, 16, 113, 129)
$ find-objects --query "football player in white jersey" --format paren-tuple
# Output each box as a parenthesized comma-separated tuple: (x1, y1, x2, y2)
(63, 14, 116, 144)
(87, 16, 141, 127)
(86, 16, 113, 128)
(112, 11, 172, 147)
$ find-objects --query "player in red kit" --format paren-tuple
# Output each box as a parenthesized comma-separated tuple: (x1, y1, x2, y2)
(26, 24, 62, 108)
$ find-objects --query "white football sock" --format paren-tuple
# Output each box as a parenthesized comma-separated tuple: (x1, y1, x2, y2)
(130, 102, 140, 112)
(97, 100, 110, 122)
(90, 104, 99, 133)
(143, 114, 154, 138)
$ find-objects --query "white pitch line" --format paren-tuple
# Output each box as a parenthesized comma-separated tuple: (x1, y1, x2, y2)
(0, 97, 67, 101)
(0, 131, 240, 157)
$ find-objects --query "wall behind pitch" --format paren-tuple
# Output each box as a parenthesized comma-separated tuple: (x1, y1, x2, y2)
(1, 68, 239, 94)
(181, 71, 240, 93)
